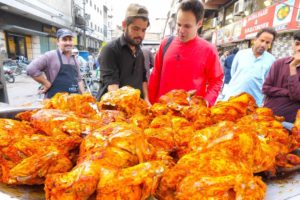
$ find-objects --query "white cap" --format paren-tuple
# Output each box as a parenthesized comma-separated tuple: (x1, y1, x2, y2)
(72, 48, 79, 53)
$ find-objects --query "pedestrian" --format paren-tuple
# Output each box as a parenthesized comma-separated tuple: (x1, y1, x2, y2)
(222, 28, 277, 107)
(218, 47, 239, 100)
(96, 3, 150, 104)
(224, 48, 239, 84)
(88, 54, 95, 70)
(220, 50, 229, 71)
(263, 30, 300, 126)
(148, 0, 223, 106)
(142, 46, 154, 80)
(72, 48, 87, 71)
(27, 28, 85, 98)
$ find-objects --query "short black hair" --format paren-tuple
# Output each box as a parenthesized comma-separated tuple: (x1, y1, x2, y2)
(256, 28, 277, 41)
(178, 0, 204, 22)
(125, 16, 150, 27)
(294, 31, 300, 41)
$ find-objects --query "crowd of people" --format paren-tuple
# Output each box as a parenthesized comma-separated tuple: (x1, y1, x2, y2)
(26, 0, 299, 127)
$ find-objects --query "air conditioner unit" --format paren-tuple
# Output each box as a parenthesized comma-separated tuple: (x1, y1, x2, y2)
(233, 0, 245, 16)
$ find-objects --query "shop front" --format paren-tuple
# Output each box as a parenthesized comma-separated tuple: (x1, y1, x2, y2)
(215, 0, 300, 58)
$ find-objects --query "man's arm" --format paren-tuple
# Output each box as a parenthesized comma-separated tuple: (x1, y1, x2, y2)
(100, 45, 120, 91)
(27, 54, 50, 93)
(230, 52, 239, 77)
(148, 39, 166, 103)
(204, 50, 224, 106)
(78, 80, 85, 94)
(288, 54, 300, 101)
(32, 75, 52, 93)
(262, 61, 289, 97)
(142, 82, 150, 105)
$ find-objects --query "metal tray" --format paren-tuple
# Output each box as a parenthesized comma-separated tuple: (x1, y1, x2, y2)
(0, 172, 299, 200)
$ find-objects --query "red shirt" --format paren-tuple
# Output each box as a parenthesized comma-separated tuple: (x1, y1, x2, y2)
(148, 36, 223, 106)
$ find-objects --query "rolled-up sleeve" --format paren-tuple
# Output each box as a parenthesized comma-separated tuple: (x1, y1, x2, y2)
(26, 54, 48, 77)
(100, 46, 120, 85)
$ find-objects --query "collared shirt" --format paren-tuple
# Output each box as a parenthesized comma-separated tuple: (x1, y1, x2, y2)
(100, 34, 147, 94)
(223, 48, 275, 106)
(148, 36, 223, 106)
(27, 49, 82, 83)
(263, 56, 300, 122)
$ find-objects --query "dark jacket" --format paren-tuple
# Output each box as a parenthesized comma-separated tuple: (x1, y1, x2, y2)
(224, 53, 236, 84)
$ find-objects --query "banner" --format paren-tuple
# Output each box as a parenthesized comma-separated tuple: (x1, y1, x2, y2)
(216, 0, 300, 46)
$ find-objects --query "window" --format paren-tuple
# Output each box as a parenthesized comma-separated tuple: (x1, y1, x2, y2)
(90, 0, 92, 7)
(97, 7, 99, 13)
(90, 22, 93, 28)
(94, 4, 96, 10)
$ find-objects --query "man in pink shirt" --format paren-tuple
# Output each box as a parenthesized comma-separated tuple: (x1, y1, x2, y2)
(148, 0, 223, 106)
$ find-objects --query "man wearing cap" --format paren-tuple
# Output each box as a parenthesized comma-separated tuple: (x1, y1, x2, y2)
(27, 28, 85, 98)
(96, 4, 150, 103)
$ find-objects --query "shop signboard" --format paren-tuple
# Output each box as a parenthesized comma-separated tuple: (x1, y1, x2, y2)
(216, 20, 243, 45)
(273, 0, 295, 31)
(287, 0, 300, 28)
(240, 6, 275, 39)
(216, 0, 300, 46)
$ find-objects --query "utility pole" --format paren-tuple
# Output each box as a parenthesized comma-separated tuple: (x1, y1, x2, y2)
(83, 0, 86, 50)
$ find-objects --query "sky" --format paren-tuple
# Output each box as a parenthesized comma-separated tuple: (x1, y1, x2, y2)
(110, 0, 174, 33)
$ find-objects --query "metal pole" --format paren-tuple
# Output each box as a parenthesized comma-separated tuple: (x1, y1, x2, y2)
(83, 0, 86, 50)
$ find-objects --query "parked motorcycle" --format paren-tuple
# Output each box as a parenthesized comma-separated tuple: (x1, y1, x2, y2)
(15, 56, 29, 75)
(3, 65, 15, 83)
(3, 59, 25, 76)
(80, 67, 99, 97)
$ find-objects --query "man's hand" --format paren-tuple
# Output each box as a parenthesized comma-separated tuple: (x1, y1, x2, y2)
(290, 52, 300, 76)
(144, 98, 152, 107)
(108, 84, 119, 92)
(38, 81, 52, 94)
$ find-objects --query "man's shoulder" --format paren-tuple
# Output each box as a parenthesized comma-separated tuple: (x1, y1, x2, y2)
(102, 37, 121, 54)
(106, 37, 121, 48)
(273, 56, 291, 66)
(196, 37, 218, 54)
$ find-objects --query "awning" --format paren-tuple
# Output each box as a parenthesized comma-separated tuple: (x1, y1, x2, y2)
(0, 25, 49, 36)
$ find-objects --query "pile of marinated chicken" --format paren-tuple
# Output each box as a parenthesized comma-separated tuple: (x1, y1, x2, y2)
(1, 86, 300, 200)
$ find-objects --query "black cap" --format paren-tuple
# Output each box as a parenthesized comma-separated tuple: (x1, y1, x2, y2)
(56, 28, 73, 39)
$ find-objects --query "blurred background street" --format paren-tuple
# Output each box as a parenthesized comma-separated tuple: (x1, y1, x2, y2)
(6, 74, 39, 106)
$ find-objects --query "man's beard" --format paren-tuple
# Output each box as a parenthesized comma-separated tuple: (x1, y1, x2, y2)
(124, 30, 142, 46)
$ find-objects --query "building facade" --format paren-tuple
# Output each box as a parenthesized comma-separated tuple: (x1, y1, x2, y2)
(0, 0, 72, 60)
(166, 0, 299, 59)
(203, 0, 300, 59)
(73, 0, 113, 53)
(0, 0, 113, 60)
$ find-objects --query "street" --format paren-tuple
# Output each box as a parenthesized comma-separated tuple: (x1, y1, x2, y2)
(6, 74, 40, 106)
